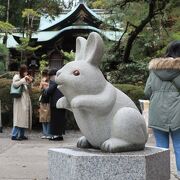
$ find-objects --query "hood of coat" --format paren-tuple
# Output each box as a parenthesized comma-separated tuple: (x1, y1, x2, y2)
(149, 57, 180, 81)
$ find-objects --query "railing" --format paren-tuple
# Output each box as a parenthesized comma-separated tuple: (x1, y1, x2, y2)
(0, 72, 9, 78)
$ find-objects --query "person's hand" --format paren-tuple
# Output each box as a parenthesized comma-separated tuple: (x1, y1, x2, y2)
(41, 82, 48, 89)
(25, 75, 33, 83)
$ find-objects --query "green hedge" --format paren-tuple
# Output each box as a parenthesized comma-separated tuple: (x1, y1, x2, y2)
(108, 62, 149, 85)
(0, 76, 145, 129)
(0, 78, 13, 126)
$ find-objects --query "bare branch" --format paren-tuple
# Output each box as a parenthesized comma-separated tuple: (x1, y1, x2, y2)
(114, 21, 129, 51)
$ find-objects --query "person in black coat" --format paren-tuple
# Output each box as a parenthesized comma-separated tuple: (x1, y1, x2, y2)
(45, 68, 66, 141)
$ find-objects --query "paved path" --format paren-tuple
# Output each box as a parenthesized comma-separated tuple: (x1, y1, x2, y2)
(0, 128, 179, 180)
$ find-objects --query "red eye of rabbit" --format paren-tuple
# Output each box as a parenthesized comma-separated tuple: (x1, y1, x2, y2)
(73, 70, 80, 76)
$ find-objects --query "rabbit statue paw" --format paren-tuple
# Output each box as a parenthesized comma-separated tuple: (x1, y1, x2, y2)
(71, 97, 82, 109)
(77, 136, 92, 148)
(56, 97, 71, 110)
(101, 138, 131, 153)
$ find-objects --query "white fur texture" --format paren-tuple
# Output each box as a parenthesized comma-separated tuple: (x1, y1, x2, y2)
(55, 32, 148, 152)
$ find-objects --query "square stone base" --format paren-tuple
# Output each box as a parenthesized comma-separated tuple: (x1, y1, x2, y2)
(48, 146, 170, 180)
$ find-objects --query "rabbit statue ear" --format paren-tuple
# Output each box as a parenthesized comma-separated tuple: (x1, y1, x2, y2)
(75, 37, 87, 61)
(85, 32, 104, 66)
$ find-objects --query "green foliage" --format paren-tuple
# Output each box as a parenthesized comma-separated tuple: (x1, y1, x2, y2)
(0, 5, 5, 18)
(36, 0, 63, 18)
(0, 62, 5, 73)
(0, 44, 9, 57)
(86, 0, 108, 9)
(22, 8, 40, 18)
(108, 61, 149, 85)
(0, 21, 14, 33)
(39, 54, 49, 73)
(22, 8, 41, 39)
(0, 0, 62, 27)
(16, 38, 41, 53)
(88, 0, 179, 64)
(0, 77, 13, 125)
(62, 50, 75, 64)
(16, 37, 41, 63)
(0, 44, 9, 72)
(100, 40, 123, 72)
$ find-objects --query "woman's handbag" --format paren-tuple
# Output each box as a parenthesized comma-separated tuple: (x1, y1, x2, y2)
(10, 84, 23, 98)
(39, 103, 50, 122)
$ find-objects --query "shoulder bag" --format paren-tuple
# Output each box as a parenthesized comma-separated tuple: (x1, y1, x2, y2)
(10, 84, 23, 98)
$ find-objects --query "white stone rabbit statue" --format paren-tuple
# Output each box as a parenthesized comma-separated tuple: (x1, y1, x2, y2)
(55, 32, 148, 152)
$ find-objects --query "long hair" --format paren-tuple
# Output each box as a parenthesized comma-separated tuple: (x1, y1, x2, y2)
(165, 40, 180, 58)
(48, 68, 58, 76)
(19, 64, 28, 78)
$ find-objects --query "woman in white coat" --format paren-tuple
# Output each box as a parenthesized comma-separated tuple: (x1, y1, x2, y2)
(11, 64, 33, 140)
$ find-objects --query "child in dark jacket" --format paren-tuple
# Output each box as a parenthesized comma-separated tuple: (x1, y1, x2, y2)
(45, 68, 66, 141)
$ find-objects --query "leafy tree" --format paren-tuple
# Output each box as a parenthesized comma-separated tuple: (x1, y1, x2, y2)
(61, 50, 75, 64)
(39, 54, 49, 73)
(0, 21, 14, 34)
(22, 8, 40, 39)
(86, 0, 107, 8)
(0, 5, 6, 18)
(0, 0, 63, 28)
(16, 37, 41, 64)
(108, 0, 172, 63)
(0, 44, 9, 72)
(86, 0, 179, 86)
(14, 8, 41, 64)
(86, 0, 179, 64)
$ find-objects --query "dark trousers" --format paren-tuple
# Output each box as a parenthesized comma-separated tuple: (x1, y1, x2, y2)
(49, 107, 66, 136)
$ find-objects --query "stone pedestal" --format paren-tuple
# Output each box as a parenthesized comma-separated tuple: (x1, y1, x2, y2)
(48, 146, 170, 180)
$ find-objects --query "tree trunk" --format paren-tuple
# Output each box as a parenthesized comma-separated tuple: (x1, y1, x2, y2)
(4, 0, 10, 70)
(122, 1, 155, 63)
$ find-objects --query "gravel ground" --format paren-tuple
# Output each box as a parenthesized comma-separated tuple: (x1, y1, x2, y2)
(0, 127, 179, 180)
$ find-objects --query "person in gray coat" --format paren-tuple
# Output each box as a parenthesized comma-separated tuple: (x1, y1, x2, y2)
(144, 40, 180, 177)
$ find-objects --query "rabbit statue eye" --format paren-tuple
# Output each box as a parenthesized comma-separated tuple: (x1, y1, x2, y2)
(73, 70, 80, 76)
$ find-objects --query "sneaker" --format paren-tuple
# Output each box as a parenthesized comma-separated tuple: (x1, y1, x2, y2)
(49, 136, 64, 141)
(46, 136, 52, 139)
(19, 136, 28, 140)
(41, 135, 47, 139)
(11, 136, 22, 141)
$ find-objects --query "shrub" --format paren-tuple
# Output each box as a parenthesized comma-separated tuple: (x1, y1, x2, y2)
(0, 78, 13, 126)
(0, 62, 5, 73)
(109, 62, 149, 85)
